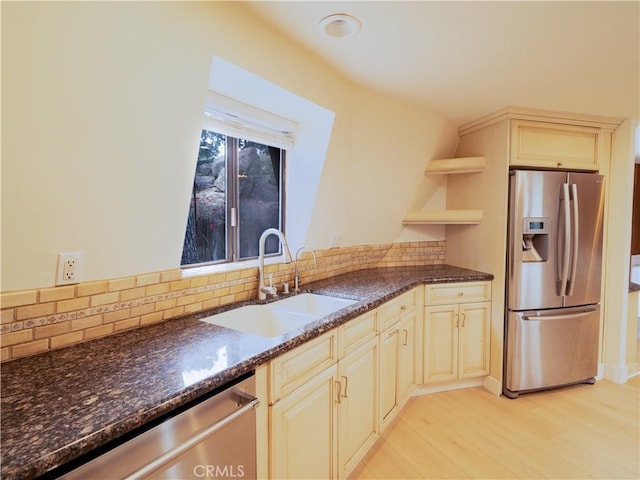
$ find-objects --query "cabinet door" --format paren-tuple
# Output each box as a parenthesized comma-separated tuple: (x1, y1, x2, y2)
(337, 338, 379, 479)
(397, 311, 417, 405)
(458, 302, 491, 379)
(424, 305, 458, 383)
(270, 365, 338, 480)
(378, 324, 399, 429)
(510, 120, 600, 171)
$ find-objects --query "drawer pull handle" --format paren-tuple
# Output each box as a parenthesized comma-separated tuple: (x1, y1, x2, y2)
(458, 292, 464, 296)
(461, 313, 466, 327)
(335, 380, 342, 404)
(400, 305, 407, 311)
(402, 329, 408, 346)
(387, 328, 399, 338)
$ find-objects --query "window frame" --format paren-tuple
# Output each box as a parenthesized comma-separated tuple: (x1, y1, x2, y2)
(181, 129, 287, 269)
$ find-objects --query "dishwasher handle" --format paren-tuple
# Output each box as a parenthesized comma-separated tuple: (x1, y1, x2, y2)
(124, 388, 260, 480)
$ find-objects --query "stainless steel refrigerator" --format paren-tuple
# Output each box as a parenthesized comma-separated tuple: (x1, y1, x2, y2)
(504, 169, 605, 398)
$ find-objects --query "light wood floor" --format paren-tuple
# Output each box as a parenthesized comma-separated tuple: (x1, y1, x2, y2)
(351, 377, 640, 479)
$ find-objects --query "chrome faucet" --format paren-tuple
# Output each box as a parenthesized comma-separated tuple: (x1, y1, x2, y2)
(294, 246, 317, 292)
(258, 228, 292, 300)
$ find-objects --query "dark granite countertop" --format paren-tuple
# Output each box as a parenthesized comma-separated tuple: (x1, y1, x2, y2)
(1, 265, 492, 480)
(630, 281, 640, 293)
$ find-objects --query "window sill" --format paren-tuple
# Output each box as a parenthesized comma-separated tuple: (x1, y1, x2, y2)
(180, 256, 286, 279)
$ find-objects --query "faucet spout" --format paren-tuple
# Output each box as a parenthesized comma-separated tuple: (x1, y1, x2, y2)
(294, 246, 317, 292)
(258, 228, 292, 300)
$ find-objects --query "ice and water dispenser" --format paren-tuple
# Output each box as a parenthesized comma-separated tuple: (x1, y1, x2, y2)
(521, 217, 549, 262)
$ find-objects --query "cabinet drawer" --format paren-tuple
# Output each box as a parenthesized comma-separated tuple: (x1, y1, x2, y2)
(269, 331, 337, 403)
(425, 281, 491, 306)
(338, 311, 377, 357)
(510, 120, 600, 171)
(379, 289, 418, 330)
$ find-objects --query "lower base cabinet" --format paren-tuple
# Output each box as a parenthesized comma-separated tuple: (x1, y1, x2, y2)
(270, 366, 338, 479)
(267, 283, 491, 478)
(268, 318, 379, 480)
(379, 308, 418, 431)
(337, 337, 379, 479)
(423, 281, 491, 383)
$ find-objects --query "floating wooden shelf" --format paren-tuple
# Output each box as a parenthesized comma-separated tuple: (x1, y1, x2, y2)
(404, 157, 485, 225)
(402, 209, 483, 225)
(424, 156, 486, 174)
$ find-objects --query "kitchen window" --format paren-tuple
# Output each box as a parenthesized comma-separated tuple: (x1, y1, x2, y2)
(181, 92, 294, 267)
(181, 130, 285, 266)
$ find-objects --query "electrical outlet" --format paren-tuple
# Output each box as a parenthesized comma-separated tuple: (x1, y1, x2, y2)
(56, 252, 84, 286)
(329, 232, 344, 248)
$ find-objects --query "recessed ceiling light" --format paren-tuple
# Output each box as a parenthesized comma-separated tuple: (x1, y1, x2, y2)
(318, 14, 361, 38)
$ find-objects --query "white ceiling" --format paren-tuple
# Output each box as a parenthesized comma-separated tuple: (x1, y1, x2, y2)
(246, 1, 639, 126)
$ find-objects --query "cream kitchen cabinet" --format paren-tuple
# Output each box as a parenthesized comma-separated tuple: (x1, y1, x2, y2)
(269, 312, 378, 480)
(337, 336, 379, 479)
(510, 119, 602, 171)
(270, 364, 338, 479)
(423, 282, 491, 383)
(378, 288, 421, 431)
(269, 331, 338, 479)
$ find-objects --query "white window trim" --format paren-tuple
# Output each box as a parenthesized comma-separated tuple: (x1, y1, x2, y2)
(203, 91, 297, 150)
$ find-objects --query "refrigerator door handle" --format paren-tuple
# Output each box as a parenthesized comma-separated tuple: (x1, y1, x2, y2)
(558, 183, 571, 297)
(522, 310, 596, 321)
(567, 183, 579, 296)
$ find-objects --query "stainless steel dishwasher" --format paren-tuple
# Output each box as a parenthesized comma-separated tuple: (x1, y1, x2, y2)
(59, 373, 259, 480)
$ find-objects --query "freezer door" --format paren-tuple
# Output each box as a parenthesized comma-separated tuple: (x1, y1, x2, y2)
(508, 170, 566, 310)
(564, 172, 605, 307)
(504, 306, 599, 394)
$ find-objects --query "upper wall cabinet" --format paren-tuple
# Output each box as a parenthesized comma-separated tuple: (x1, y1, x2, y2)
(510, 120, 601, 171)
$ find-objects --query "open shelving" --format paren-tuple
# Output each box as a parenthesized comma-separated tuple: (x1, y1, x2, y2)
(402, 156, 485, 225)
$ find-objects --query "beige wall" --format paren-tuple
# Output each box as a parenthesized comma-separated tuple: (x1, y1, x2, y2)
(1, 1, 457, 291)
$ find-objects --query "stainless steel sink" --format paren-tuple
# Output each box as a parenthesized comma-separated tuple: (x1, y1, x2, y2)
(200, 293, 357, 337)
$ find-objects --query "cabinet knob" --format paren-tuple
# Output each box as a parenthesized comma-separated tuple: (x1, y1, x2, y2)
(400, 305, 407, 311)
(458, 292, 464, 296)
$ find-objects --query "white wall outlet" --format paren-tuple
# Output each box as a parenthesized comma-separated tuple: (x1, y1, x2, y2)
(329, 231, 344, 248)
(56, 252, 84, 286)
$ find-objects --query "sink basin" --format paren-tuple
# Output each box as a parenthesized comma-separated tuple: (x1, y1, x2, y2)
(200, 293, 357, 337)
(200, 305, 319, 337)
(270, 293, 357, 317)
